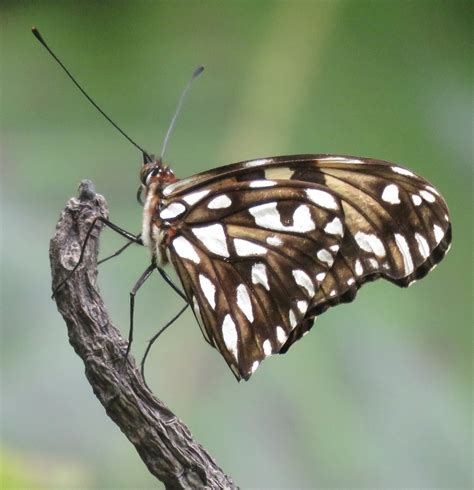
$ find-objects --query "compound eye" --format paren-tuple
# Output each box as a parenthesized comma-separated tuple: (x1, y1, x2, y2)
(140, 166, 150, 185)
(145, 169, 155, 185)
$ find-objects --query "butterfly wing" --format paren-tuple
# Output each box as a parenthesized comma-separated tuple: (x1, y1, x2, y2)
(160, 155, 451, 380)
(273, 156, 452, 350)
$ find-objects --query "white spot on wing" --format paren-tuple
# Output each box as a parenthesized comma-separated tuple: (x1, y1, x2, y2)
(355, 259, 363, 276)
(425, 185, 440, 196)
(264, 167, 294, 180)
(192, 296, 200, 315)
(293, 205, 316, 232)
(249, 202, 315, 233)
(415, 233, 430, 259)
(251, 361, 259, 373)
(368, 258, 379, 269)
(183, 189, 210, 205)
(192, 224, 229, 257)
(347, 278, 355, 286)
(392, 166, 415, 177)
(245, 158, 270, 168)
(292, 269, 315, 296)
(222, 314, 238, 360)
(411, 194, 422, 206)
(329, 290, 336, 297)
(236, 284, 254, 322)
(306, 188, 338, 210)
(324, 217, 343, 236)
(163, 180, 184, 196)
(172, 236, 200, 263)
(276, 326, 287, 344)
(266, 235, 283, 246)
(316, 272, 326, 282)
(159, 202, 186, 220)
(354, 231, 386, 257)
(394, 233, 414, 275)
(208, 195, 232, 209)
(317, 249, 334, 267)
(289, 309, 297, 328)
(297, 300, 308, 314)
(249, 180, 277, 188)
(292, 205, 316, 232)
(381, 184, 401, 204)
(329, 244, 340, 253)
(318, 156, 363, 164)
(420, 189, 436, 203)
(251, 263, 270, 290)
(199, 274, 216, 309)
(234, 238, 267, 256)
(433, 224, 444, 244)
(262, 339, 272, 356)
(428, 263, 438, 273)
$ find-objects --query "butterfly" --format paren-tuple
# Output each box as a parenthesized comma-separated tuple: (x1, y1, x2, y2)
(33, 28, 452, 382)
(139, 153, 452, 381)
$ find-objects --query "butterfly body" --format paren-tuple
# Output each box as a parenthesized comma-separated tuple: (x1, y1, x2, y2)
(141, 163, 177, 265)
(139, 154, 451, 381)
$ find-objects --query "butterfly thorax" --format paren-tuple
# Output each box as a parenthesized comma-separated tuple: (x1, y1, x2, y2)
(140, 162, 177, 266)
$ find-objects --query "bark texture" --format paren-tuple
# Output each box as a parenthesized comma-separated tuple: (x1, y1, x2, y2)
(49, 180, 236, 489)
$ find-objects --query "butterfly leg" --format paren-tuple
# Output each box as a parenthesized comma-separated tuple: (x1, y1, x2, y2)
(100, 217, 143, 244)
(52, 216, 143, 297)
(140, 303, 189, 386)
(98, 233, 142, 265)
(126, 263, 156, 359)
(156, 267, 188, 301)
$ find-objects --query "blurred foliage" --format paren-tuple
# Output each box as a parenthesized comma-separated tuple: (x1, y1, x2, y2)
(1, 447, 91, 489)
(1, 1, 472, 489)
(1, 449, 35, 490)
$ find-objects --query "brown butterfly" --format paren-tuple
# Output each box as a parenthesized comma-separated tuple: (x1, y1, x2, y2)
(139, 153, 451, 380)
(35, 28, 451, 381)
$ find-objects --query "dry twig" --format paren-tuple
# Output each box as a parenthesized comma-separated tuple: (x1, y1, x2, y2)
(49, 180, 236, 489)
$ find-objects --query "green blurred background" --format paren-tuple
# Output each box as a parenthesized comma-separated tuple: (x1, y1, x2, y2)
(1, 1, 472, 488)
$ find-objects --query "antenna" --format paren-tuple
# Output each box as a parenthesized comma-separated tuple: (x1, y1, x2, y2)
(160, 65, 204, 161)
(32, 27, 151, 161)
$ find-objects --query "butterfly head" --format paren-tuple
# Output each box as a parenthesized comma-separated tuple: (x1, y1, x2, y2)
(140, 159, 175, 186)
(137, 158, 176, 204)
